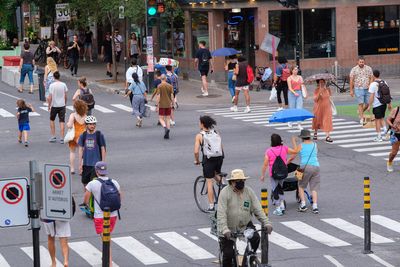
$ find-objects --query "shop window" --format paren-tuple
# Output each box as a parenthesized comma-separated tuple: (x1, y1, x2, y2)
(303, 9, 336, 59)
(358, 5, 400, 55)
(191, 12, 209, 58)
(268, 10, 297, 60)
(159, 15, 185, 58)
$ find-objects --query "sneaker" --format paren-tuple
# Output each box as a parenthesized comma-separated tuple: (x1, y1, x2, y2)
(206, 207, 215, 212)
(202, 92, 209, 97)
(164, 129, 170, 139)
(244, 106, 251, 113)
(298, 205, 308, 212)
(360, 119, 364, 125)
(201, 87, 205, 94)
(297, 124, 303, 130)
(24, 142, 29, 147)
(288, 122, 293, 128)
(312, 208, 319, 214)
(71, 73, 74, 76)
(43, 102, 49, 107)
(387, 161, 394, 172)
(60, 139, 64, 144)
(373, 136, 383, 142)
(49, 136, 56, 143)
(90, 59, 93, 63)
(18, 139, 22, 144)
(273, 207, 284, 216)
(277, 107, 284, 111)
(230, 106, 238, 112)
(170, 120, 175, 126)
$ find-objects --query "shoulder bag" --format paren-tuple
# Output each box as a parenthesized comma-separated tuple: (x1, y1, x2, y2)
(294, 143, 316, 181)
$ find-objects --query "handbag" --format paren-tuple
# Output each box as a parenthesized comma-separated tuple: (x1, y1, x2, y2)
(330, 98, 337, 116)
(301, 84, 307, 98)
(269, 86, 277, 101)
(64, 125, 75, 143)
(295, 143, 315, 181)
(232, 74, 237, 81)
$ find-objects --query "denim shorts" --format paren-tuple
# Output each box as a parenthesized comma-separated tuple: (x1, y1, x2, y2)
(20, 64, 34, 85)
(355, 88, 370, 104)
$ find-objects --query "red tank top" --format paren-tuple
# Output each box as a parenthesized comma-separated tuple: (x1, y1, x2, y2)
(291, 77, 302, 90)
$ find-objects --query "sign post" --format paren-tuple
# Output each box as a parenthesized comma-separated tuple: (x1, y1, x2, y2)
(0, 177, 29, 228)
(29, 160, 41, 267)
(42, 164, 72, 221)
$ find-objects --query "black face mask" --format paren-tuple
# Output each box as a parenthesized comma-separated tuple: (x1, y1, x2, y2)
(235, 180, 245, 190)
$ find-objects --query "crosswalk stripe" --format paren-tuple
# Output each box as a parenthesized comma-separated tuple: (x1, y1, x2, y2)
(370, 215, 400, 233)
(269, 231, 308, 250)
(197, 228, 218, 241)
(111, 104, 133, 112)
(275, 121, 357, 130)
(113, 236, 168, 265)
(335, 137, 380, 144)
(0, 253, 10, 267)
(324, 255, 344, 267)
(197, 105, 272, 112)
(262, 118, 345, 126)
(30, 112, 40, 116)
(329, 132, 377, 139)
(288, 128, 375, 134)
(281, 221, 351, 247)
(94, 105, 115, 113)
(229, 112, 275, 119)
(368, 254, 396, 267)
(198, 227, 247, 254)
(66, 105, 74, 111)
(40, 106, 48, 112)
(155, 232, 215, 260)
(233, 114, 271, 120)
(354, 146, 391, 152)
(321, 218, 394, 244)
(69, 241, 119, 266)
(214, 109, 276, 116)
(0, 108, 14, 117)
(21, 246, 63, 267)
(340, 141, 390, 148)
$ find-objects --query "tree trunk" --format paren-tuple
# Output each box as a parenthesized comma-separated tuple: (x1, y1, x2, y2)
(108, 12, 117, 82)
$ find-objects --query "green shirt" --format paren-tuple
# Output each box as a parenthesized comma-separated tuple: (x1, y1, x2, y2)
(217, 185, 269, 236)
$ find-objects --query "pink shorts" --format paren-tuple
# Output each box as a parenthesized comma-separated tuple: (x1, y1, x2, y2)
(94, 216, 117, 235)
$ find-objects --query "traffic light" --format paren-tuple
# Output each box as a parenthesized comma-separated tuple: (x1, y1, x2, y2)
(277, 0, 298, 8)
(148, 0, 157, 16)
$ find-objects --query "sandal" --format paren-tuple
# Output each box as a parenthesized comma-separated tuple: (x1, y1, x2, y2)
(18, 90, 23, 93)
(313, 133, 318, 140)
(325, 136, 333, 143)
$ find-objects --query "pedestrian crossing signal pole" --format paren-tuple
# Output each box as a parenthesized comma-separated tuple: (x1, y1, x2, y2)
(363, 177, 373, 254)
(102, 207, 111, 267)
(261, 189, 271, 266)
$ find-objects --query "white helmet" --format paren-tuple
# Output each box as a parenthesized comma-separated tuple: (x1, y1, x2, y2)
(85, 115, 97, 124)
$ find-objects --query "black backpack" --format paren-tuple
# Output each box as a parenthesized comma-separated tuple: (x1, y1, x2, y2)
(80, 88, 95, 109)
(377, 80, 391, 104)
(271, 147, 288, 180)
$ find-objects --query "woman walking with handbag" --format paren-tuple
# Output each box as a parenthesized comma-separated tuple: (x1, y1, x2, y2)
(312, 79, 333, 143)
(287, 66, 307, 130)
(66, 100, 87, 174)
(127, 73, 147, 127)
(292, 130, 320, 214)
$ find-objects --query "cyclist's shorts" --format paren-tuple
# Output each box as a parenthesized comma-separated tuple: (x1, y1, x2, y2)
(202, 156, 223, 179)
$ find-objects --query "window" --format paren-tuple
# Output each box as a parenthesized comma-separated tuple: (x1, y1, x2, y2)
(191, 12, 209, 58)
(358, 5, 400, 55)
(268, 10, 296, 60)
(303, 9, 336, 58)
(158, 14, 185, 58)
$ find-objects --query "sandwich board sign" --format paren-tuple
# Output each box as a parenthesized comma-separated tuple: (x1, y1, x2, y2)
(0, 177, 30, 228)
(42, 164, 72, 221)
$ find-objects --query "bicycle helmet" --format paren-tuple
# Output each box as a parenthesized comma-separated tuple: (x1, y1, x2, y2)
(85, 115, 97, 124)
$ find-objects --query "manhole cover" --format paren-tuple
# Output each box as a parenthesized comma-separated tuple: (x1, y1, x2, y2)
(196, 94, 221, 98)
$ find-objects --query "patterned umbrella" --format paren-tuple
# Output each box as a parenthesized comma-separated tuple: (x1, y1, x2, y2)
(304, 73, 336, 84)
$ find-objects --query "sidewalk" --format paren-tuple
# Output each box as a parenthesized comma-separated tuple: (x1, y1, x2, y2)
(57, 60, 400, 107)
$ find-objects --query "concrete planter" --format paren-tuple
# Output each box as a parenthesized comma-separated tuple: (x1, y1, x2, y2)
(0, 47, 21, 66)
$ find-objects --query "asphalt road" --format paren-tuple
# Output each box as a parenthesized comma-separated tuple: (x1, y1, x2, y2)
(0, 76, 399, 267)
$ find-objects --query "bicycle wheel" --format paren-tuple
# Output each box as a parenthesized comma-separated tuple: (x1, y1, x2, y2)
(194, 176, 209, 213)
(248, 255, 261, 267)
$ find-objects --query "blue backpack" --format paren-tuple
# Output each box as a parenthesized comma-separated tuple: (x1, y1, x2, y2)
(95, 178, 121, 212)
(167, 73, 179, 93)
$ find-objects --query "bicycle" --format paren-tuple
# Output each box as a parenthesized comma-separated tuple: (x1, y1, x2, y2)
(34, 39, 47, 64)
(193, 171, 227, 213)
(220, 228, 263, 267)
(59, 46, 71, 69)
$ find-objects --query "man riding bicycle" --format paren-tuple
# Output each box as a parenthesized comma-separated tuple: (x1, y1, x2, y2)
(194, 115, 224, 212)
(217, 169, 273, 267)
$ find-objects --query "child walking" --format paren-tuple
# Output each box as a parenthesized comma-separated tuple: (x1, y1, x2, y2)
(16, 99, 35, 147)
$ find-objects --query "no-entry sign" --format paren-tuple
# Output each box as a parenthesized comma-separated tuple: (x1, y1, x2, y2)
(43, 164, 72, 220)
(0, 177, 30, 228)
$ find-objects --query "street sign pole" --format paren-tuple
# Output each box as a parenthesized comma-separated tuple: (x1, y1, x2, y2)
(29, 160, 40, 267)
(295, 8, 301, 74)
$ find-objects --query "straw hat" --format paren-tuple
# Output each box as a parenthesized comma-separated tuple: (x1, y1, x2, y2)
(226, 169, 250, 181)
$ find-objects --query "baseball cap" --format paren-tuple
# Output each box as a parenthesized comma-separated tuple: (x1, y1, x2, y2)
(95, 161, 108, 176)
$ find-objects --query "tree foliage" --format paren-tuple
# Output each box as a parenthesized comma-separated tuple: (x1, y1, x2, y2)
(0, 0, 19, 36)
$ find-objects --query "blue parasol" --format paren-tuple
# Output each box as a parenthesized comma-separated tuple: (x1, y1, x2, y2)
(269, 108, 314, 123)
(211, 47, 240, 57)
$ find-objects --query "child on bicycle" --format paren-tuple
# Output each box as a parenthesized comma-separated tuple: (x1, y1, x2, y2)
(16, 99, 35, 147)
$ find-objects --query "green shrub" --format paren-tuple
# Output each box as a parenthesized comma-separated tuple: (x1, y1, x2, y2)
(0, 37, 13, 50)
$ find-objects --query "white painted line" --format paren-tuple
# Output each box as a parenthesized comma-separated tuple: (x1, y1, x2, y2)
(368, 254, 395, 267)
(269, 231, 308, 250)
(214, 109, 276, 116)
(198, 228, 218, 241)
(276, 121, 357, 130)
(155, 232, 214, 260)
(40, 106, 48, 112)
(94, 105, 115, 113)
(354, 146, 392, 152)
(198, 105, 272, 112)
(113, 236, 168, 265)
(369, 152, 391, 157)
(0, 108, 14, 117)
(288, 128, 375, 134)
(262, 118, 344, 126)
(198, 228, 247, 254)
(335, 137, 381, 144)
(30, 112, 40, 116)
(322, 218, 393, 244)
(324, 255, 344, 267)
(281, 221, 351, 247)
(0, 90, 20, 100)
(21, 246, 63, 267)
(66, 105, 74, 111)
(111, 104, 133, 112)
(69, 241, 119, 266)
(0, 253, 10, 267)
(230, 113, 275, 119)
(341, 141, 390, 148)
(329, 132, 377, 139)
(370, 215, 400, 234)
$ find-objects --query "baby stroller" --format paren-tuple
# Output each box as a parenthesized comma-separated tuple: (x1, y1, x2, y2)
(271, 163, 313, 209)
(255, 66, 273, 91)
